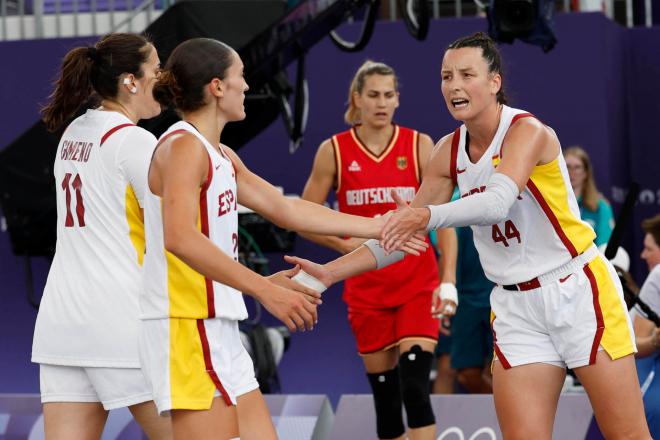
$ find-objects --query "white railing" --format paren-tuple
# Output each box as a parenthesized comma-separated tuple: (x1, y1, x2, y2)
(0, 0, 655, 41)
(0, 0, 166, 40)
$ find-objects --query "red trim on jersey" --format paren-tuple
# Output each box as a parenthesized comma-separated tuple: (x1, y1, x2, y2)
(331, 136, 342, 192)
(196, 320, 232, 406)
(199, 153, 215, 318)
(491, 316, 511, 369)
(449, 128, 460, 186)
(584, 264, 605, 365)
(526, 179, 579, 258)
(511, 112, 534, 125)
(100, 123, 135, 146)
(413, 131, 421, 183)
(501, 113, 534, 158)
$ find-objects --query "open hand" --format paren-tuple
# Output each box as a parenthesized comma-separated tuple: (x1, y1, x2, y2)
(381, 189, 430, 253)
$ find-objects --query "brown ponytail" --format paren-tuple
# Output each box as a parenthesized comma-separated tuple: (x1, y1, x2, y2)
(41, 33, 152, 132)
(41, 47, 95, 132)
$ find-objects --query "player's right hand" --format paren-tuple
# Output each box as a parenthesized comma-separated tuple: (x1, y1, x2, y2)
(259, 282, 318, 332)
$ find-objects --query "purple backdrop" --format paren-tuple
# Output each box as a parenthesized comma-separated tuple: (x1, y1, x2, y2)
(0, 13, 658, 406)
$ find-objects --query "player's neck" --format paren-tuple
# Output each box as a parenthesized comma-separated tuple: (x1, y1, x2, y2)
(464, 102, 502, 152)
(100, 100, 138, 124)
(354, 123, 394, 155)
(184, 108, 227, 152)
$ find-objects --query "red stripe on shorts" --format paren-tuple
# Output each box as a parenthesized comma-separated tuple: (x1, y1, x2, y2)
(196, 319, 232, 406)
(491, 316, 511, 369)
(583, 263, 604, 365)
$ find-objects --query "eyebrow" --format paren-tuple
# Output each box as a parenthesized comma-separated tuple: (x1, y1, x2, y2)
(442, 67, 476, 74)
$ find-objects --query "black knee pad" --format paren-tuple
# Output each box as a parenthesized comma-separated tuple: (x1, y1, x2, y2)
(399, 344, 435, 428)
(367, 367, 405, 439)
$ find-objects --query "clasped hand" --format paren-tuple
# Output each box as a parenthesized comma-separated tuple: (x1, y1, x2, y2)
(381, 189, 431, 253)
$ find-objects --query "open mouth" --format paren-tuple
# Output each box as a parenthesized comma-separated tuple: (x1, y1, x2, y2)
(451, 98, 469, 109)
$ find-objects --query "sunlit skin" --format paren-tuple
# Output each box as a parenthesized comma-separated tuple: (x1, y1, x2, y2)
(102, 44, 162, 122)
(564, 153, 587, 196)
(641, 233, 660, 271)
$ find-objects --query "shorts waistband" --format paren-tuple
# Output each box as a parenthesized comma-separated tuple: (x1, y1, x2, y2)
(501, 245, 599, 292)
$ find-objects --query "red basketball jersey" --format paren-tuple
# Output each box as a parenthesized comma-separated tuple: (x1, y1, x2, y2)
(333, 125, 439, 308)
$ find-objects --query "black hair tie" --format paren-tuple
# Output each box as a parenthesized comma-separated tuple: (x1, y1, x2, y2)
(87, 46, 98, 62)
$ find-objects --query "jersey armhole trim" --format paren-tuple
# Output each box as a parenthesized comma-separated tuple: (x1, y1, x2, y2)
(331, 135, 342, 193)
(100, 123, 135, 146)
(449, 128, 460, 186)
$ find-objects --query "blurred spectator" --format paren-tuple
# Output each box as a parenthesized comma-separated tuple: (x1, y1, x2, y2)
(564, 146, 614, 246)
(632, 214, 660, 438)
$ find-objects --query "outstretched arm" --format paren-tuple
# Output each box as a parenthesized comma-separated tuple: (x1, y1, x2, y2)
(224, 146, 427, 255)
(381, 118, 559, 251)
(151, 133, 318, 332)
(225, 146, 381, 239)
(286, 133, 456, 287)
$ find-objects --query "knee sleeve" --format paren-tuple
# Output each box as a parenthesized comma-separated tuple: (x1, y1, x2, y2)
(367, 367, 405, 439)
(399, 345, 435, 428)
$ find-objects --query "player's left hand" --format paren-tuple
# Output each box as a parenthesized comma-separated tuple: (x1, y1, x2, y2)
(283, 255, 334, 289)
(268, 265, 323, 305)
(381, 189, 431, 253)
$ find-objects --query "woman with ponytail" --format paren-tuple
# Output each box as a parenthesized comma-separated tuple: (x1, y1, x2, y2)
(140, 38, 427, 439)
(33, 33, 171, 439)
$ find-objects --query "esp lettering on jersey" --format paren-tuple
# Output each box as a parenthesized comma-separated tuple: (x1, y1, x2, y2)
(218, 188, 237, 217)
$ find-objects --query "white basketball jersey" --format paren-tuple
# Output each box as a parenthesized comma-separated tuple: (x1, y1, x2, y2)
(451, 105, 596, 285)
(32, 109, 157, 367)
(141, 121, 247, 320)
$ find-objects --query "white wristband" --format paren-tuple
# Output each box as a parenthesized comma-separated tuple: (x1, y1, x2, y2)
(291, 270, 327, 293)
(439, 282, 458, 305)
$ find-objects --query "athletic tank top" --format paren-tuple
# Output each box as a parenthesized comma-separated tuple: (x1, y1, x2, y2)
(32, 109, 156, 367)
(451, 105, 596, 285)
(141, 121, 247, 320)
(334, 125, 438, 308)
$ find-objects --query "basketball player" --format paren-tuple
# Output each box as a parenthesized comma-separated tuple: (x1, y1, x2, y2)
(33, 34, 171, 439)
(144, 38, 426, 440)
(299, 60, 457, 440)
(287, 33, 651, 439)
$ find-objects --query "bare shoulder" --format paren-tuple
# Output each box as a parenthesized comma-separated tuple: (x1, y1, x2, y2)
(504, 116, 560, 163)
(318, 137, 335, 154)
(431, 131, 455, 157)
(417, 132, 434, 148)
(507, 116, 553, 142)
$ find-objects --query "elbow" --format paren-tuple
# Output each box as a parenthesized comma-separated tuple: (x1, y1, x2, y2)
(163, 229, 185, 256)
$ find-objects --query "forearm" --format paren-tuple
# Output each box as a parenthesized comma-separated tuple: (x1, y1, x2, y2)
(427, 173, 518, 230)
(269, 197, 380, 239)
(323, 245, 378, 284)
(635, 334, 659, 358)
(437, 228, 457, 284)
(165, 228, 270, 300)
